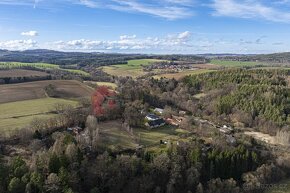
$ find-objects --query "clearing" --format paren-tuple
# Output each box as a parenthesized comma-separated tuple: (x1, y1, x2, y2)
(244, 131, 280, 145)
(98, 120, 190, 150)
(153, 69, 215, 80)
(0, 98, 78, 133)
(192, 63, 220, 69)
(0, 80, 94, 103)
(210, 60, 262, 67)
(102, 59, 164, 78)
(84, 81, 118, 89)
(0, 69, 49, 78)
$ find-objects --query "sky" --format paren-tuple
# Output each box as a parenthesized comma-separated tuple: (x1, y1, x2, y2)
(0, 0, 290, 54)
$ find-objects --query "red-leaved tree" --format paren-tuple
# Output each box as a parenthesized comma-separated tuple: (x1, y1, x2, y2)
(91, 86, 117, 117)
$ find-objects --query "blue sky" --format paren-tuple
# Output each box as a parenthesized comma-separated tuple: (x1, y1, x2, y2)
(0, 0, 290, 54)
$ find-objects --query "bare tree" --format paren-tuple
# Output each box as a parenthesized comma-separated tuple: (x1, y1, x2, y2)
(86, 115, 99, 150)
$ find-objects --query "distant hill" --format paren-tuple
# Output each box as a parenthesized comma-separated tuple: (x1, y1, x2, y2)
(0, 49, 208, 66)
(214, 52, 290, 63)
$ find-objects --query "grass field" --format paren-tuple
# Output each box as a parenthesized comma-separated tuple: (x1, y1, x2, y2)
(0, 69, 49, 78)
(0, 62, 90, 76)
(0, 80, 94, 103)
(98, 120, 190, 150)
(102, 59, 164, 77)
(134, 126, 189, 146)
(0, 98, 78, 133)
(153, 69, 215, 80)
(210, 60, 262, 67)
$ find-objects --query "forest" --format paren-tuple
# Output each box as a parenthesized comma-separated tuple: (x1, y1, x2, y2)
(0, 67, 289, 193)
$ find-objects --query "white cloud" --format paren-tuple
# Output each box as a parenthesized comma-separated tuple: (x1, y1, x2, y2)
(211, 0, 290, 23)
(47, 31, 193, 51)
(21, 31, 38, 37)
(0, 31, 286, 54)
(120, 34, 137, 40)
(178, 31, 191, 39)
(111, 0, 193, 20)
(0, 39, 38, 50)
(78, 0, 99, 8)
(76, 0, 194, 20)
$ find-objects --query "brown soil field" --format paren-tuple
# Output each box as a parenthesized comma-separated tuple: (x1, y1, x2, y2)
(0, 69, 48, 78)
(192, 63, 220, 69)
(0, 80, 94, 103)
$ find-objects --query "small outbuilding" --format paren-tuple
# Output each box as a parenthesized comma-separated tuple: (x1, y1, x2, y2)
(154, 108, 164, 115)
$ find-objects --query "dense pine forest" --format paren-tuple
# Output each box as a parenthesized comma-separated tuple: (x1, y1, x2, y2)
(184, 69, 290, 133)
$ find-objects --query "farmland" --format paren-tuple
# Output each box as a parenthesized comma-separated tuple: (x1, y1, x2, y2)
(210, 59, 263, 67)
(0, 98, 78, 133)
(102, 59, 164, 77)
(0, 69, 49, 78)
(0, 62, 90, 76)
(0, 80, 94, 103)
(153, 69, 215, 80)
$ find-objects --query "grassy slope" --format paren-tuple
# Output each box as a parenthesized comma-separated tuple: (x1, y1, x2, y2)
(153, 69, 215, 80)
(0, 62, 90, 76)
(134, 126, 189, 146)
(102, 59, 164, 77)
(210, 60, 261, 67)
(84, 81, 118, 89)
(99, 120, 190, 150)
(0, 69, 49, 78)
(0, 98, 78, 132)
(0, 80, 94, 104)
(95, 82, 118, 89)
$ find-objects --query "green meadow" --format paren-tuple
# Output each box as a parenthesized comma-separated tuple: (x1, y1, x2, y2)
(0, 62, 90, 76)
(102, 59, 165, 77)
(0, 98, 78, 133)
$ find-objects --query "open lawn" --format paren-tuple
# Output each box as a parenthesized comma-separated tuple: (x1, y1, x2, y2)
(153, 69, 215, 80)
(0, 98, 78, 133)
(98, 120, 190, 150)
(134, 126, 189, 146)
(0, 62, 90, 76)
(210, 60, 263, 67)
(0, 69, 49, 78)
(99, 121, 138, 149)
(102, 59, 164, 77)
(0, 80, 94, 103)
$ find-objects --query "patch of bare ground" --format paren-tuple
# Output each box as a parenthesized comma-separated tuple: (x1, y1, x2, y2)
(0, 69, 48, 78)
(192, 63, 221, 69)
(0, 80, 94, 103)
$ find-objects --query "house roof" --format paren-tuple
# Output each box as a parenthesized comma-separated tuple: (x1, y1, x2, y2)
(147, 119, 165, 127)
(146, 114, 160, 120)
(154, 108, 164, 113)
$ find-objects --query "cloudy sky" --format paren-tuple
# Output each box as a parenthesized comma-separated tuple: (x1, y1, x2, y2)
(0, 0, 290, 54)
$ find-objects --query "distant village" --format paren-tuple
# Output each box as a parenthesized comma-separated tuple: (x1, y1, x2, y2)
(143, 61, 198, 72)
